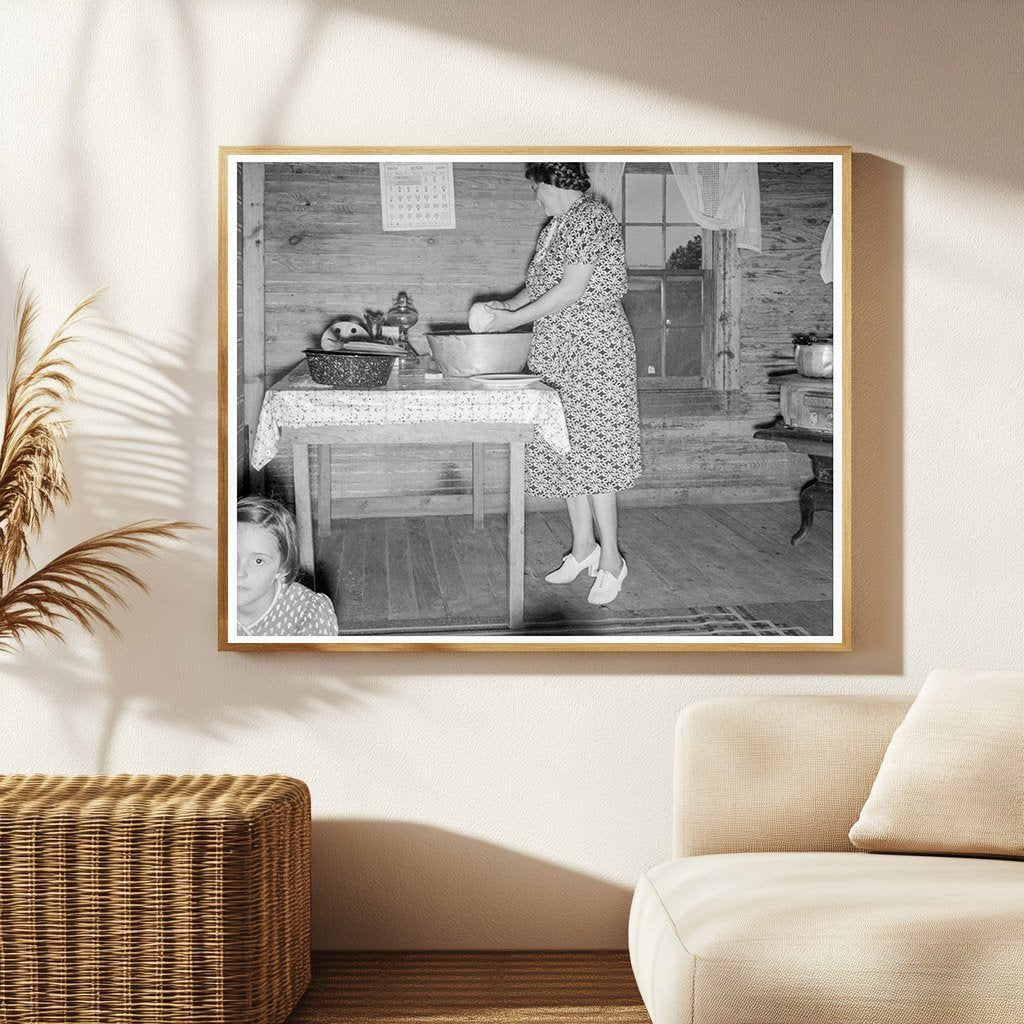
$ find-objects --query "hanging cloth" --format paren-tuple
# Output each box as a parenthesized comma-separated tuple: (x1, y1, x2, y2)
(669, 162, 762, 251)
(586, 162, 625, 220)
(820, 214, 834, 283)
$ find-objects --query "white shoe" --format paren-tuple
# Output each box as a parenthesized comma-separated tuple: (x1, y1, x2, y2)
(544, 545, 601, 584)
(587, 560, 628, 605)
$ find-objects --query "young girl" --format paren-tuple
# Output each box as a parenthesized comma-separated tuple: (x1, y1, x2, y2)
(236, 496, 338, 637)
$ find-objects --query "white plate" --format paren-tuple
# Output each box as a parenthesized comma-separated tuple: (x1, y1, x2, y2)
(471, 373, 543, 390)
(341, 341, 407, 356)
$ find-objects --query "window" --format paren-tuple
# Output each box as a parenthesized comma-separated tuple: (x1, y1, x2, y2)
(616, 165, 711, 389)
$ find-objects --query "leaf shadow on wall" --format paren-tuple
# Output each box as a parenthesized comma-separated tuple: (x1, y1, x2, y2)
(0, 2, 393, 772)
(311, 819, 634, 950)
(331, 0, 1019, 190)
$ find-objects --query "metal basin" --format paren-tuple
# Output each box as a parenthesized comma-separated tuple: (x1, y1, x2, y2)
(425, 332, 533, 377)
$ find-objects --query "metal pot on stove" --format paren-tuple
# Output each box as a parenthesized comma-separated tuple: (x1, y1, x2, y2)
(792, 332, 834, 378)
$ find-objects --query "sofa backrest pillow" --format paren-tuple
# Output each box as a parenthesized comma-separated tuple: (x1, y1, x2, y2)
(850, 668, 1024, 858)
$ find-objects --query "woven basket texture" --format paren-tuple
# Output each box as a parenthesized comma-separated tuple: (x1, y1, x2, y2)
(304, 350, 396, 388)
(0, 774, 311, 1024)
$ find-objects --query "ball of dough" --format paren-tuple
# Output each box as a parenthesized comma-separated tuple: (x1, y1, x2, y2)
(468, 302, 496, 334)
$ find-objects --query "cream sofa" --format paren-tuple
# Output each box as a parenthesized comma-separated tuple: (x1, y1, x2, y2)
(628, 695, 1024, 1024)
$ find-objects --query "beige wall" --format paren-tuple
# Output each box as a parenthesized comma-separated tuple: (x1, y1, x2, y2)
(1, 1, 1021, 949)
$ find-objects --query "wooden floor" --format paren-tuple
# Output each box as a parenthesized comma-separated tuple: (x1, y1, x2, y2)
(314, 501, 833, 636)
(287, 951, 648, 1024)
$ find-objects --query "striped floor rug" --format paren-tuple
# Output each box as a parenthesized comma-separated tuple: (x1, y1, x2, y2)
(337, 605, 818, 638)
(522, 604, 813, 636)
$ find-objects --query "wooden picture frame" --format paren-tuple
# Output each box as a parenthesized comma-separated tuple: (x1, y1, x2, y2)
(219, 147, 851, 651)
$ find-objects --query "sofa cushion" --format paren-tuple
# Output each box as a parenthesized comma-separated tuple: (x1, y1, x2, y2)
(629, 852, 1024, 1024)
(849, 668, 1024, 857)
(675, 695, 912, 857)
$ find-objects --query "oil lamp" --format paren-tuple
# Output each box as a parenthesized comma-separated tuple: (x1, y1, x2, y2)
(386, 292, 419, 360)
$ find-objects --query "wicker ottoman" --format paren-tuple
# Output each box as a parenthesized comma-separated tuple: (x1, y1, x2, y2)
(0, 774, 310, 1024)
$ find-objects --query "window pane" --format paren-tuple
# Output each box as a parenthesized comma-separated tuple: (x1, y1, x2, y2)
(623, 277, 663, 378)
(665, 276, 703, 326)
(665, 177, 691, 222)
(635, 328, 664, 378)
(624, 173, 662, 223)
(665, 328, 702, 377)
(666, 226, 701, 269)
(617, 167, 710, 383)
(625, 225, 663, 268)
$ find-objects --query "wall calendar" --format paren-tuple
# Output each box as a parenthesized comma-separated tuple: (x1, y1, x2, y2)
(379, 162, 456, 231)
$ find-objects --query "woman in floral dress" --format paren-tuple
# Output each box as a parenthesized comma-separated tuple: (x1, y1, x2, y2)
(482, 163, 641, 606)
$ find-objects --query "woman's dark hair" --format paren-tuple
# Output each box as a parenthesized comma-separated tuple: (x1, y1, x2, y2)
(237, 495, 300, 584)
(524, 162, 591, 193)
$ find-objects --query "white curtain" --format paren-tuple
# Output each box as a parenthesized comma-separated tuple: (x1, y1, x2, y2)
(669, 162, 762, 251)
(586, 162, 625, 219)
(820, 214, 834, 283)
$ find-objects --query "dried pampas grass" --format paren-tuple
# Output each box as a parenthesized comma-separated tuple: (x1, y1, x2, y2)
(0, 279, 197, 650)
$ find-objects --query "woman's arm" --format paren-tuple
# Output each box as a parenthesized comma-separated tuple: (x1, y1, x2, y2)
(486, 264, 594, 331)
(495, 287, 531, 311)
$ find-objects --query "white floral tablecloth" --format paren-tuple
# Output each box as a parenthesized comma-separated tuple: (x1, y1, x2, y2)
(250, 360, 570, 470)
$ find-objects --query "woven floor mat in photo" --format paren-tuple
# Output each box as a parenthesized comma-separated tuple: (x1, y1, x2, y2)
(524, 605, 812, 636)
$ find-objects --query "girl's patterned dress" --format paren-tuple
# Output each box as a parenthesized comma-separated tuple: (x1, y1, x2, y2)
(238, 580, 338, 637)
(525, 193, 642, 497)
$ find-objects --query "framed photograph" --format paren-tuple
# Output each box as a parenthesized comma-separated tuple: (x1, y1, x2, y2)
(219, 147, 850, 651)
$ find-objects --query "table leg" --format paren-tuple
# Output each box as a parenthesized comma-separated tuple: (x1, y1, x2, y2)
(317, 444, 332, 537)
(292, 443, 315, 580)
(508, 442, 525, 631)
(472, 443, 485, 530)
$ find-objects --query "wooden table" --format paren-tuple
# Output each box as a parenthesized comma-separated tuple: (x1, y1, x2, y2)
(251, 360, 570, 632)
(753, 421, 833, 545)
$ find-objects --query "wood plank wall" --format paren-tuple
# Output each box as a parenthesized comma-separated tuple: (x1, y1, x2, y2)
(248, 161, 832, 517)
(740, 162, 834, 398)
(262, 162, 544, 377)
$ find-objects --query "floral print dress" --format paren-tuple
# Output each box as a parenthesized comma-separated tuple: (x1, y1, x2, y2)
(238, 580, 338, 637)
(525, 194, 642, 497)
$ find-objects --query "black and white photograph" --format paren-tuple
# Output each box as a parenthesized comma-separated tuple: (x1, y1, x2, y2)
(220, 148, 849, 650)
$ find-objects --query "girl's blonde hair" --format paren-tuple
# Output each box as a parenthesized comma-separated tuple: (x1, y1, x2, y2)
(237, 496, 300, 583)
